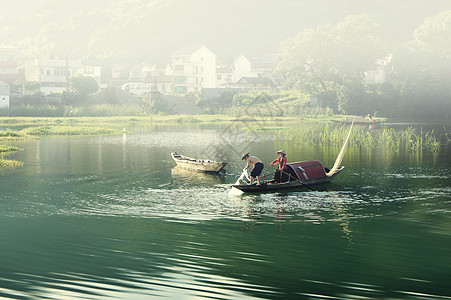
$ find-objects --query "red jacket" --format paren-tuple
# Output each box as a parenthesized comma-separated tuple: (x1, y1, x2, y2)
(272, 156, 287, 170)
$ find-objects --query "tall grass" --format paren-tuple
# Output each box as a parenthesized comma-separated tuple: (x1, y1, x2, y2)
(275, 126, 444, 153)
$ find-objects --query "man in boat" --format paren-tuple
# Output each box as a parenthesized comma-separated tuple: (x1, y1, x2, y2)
(367, 114, 375, 123)
(242, 152, 264, 185)
(270, 150, 288, 183)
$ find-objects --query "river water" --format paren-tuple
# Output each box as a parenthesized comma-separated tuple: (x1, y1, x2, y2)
(1, 121, 450, 299)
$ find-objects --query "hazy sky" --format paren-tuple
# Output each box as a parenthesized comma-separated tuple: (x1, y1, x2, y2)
(1, 0, 451, 64)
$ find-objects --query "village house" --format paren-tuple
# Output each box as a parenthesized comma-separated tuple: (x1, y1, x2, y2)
(25, 57, 102, 95)
(233, 53, 277, 82)
(235, 77, 275, 89)
(364, 54, 394, 84)
(216, 64, 235, 88)
(171, 45, 216, 94)
(0, 80, 10, 108)
(148, 63, 173, 94)
(0, 47, 19, 85)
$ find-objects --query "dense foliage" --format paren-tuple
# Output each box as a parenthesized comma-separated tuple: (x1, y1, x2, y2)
(275, 12, 451, 119)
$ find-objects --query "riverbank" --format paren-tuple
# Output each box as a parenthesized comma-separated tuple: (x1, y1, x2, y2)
(0, 114, 348, 168)
(0, 114, 377, 127)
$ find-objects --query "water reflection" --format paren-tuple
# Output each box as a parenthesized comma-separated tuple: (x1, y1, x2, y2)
(171, 166, 225, 186)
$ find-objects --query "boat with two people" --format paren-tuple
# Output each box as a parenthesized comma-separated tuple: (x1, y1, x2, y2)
(231, 119, 355, 193)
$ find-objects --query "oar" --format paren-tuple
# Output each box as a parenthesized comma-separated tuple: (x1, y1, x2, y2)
(272, 166, 315, 192)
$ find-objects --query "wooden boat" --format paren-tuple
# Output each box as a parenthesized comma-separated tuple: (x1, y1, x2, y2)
(232, 160, 344, 193)
(232, 118, 354, 193)
(171, 152, 227, 173)
(331, 116, 385, 125)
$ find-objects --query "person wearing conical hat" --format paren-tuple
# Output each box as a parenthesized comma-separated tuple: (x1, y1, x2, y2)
(270, 150, 287, 183)
(242, 152, 264, 185)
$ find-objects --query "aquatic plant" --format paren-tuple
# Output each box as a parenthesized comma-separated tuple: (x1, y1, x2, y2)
(0, 145, 19, 153)
(0, 145, 23, 168)
(20, 125, 121, 136)
(275, 125, 445, 153)
(0, 159, 24, 168)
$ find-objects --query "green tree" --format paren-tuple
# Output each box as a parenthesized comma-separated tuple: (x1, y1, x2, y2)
(277, 14, 387, 92)
(393, 10, 451, 118)
(70, 74, 99, 98)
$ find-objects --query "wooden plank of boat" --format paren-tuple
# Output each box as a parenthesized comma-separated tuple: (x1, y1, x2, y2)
(232, 166, 344, 193)
(171, 152, 227, 173)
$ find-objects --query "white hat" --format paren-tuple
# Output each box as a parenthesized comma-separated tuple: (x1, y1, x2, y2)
(276, 150, 286, 155)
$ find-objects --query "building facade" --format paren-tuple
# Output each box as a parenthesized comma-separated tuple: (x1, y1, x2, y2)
(233, 54, 277, 82)
(25, 58, 102, 95)
(0, 47, 19, 84)
(0, 80, 10, 108)
(171, 46, 216, 94)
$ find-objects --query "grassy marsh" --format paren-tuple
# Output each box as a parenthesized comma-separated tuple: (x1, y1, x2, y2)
(275, 125, 446, 153)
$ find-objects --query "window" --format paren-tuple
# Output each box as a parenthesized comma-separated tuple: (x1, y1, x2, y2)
(175, 86, 187, 93)
(54, 67, 66, 76)
(217, 75, 222, 80)
(174, 65, 184, 71)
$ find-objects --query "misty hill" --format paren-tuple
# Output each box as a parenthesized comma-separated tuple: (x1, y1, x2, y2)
(2, 0, 451, 65)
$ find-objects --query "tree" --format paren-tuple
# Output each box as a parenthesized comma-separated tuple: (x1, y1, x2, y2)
(70, 74, 99, 98)
(277, 14, 387, 92)
(393, 10, 451, 118)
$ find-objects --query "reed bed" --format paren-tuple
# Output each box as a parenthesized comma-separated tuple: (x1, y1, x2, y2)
(275, 125, 444, 153)
(20, 125, 121, 136)
(0, 145, 23, 168)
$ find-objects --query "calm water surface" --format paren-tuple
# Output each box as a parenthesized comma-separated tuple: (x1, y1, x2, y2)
(1, 122, 450, 299)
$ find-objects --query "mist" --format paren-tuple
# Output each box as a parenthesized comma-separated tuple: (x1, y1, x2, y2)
(1, 0, 450, 64)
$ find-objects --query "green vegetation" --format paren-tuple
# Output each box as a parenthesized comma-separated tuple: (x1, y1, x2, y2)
(0, 159, 23, 168)
(275, 125, 445, 153)
(0, 145, 20, 153)
(21, 125, 120, 136)
(276, 12, 451, 119)
(70, 74, 99, 97)
(0, 145, 23, 168)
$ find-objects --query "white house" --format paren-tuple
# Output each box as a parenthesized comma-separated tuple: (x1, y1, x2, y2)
(149, 63, 173, 93)
(216, 64, 235, 88)
(233, 54, 277, 82)
(364, 54, 393, 84)
(0, 80, 10, 108)
(150, 63, 172, 77)
(171, 45, 216, 93)
(0, 47, 18, 84)
(25, 58, 102, 95)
